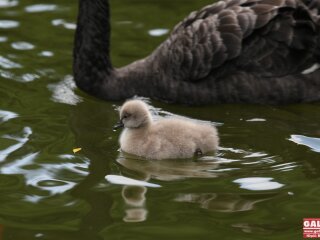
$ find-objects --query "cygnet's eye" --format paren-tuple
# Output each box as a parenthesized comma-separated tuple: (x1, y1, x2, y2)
(122, 113, 131, 120)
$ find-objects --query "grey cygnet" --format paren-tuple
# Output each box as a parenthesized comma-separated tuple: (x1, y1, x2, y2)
(114, 100, 219, 160)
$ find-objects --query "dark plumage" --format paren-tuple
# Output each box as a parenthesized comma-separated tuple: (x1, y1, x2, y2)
(73, 0, 320, 104)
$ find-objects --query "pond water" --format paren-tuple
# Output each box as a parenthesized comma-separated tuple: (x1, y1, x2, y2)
(1, 0, 320, 239)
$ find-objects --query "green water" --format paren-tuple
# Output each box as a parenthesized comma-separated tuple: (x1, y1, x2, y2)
(1, 0, 320, 239)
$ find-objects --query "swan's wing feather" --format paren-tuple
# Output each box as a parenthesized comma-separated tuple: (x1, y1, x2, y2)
(155, 0, 318, 82)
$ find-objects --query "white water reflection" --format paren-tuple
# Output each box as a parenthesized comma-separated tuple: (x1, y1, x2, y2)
(0, 126, 31, 162)
(271, 162, 299, 172)
(0, 20, 19, 28)
(246, 118, 266, 122)
(0, 36, 8, 42)
(25, 4, 57, 13)
(21, 73, 39, 82)
(0, 124, 88, 198)
(11, 41, 35, 50)
(0, 0, 18, 8)
(148, 28, 169, 37)
(39, 51, 54, 57)
(0, 70, 40, 82)
(1, 152, 88, 197)
(52, 19, 76, 30)
(48, 75, 82, 105)
(106, 175, 161, 188)
(289, 135, 320, 153)
(0, 55, 22, 69)
(234, 177, 284, 191)
(1, 152, 39, 174)
(0, 109, 18, 123)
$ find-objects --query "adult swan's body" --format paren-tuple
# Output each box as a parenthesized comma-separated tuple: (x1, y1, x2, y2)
(73, 0, 320, 104)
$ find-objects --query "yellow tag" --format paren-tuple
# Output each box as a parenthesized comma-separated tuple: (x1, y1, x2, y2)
(73, 148, 82, 153)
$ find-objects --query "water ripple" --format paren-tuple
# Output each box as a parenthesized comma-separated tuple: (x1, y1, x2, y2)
(0, 20, 19, 29)
(11, 41, 35, 50)
(1, 152, 39, 174)
(38, 51, 54, 57)
(0, 70, 40, 82)
(271, 162, 299, 172)
(289, 135, 320, 153)
(106, 175, 161, 188)
(21, 73, 40, 82)
(175, 192, 273, 212)
(246, 118, 266, 122)
(0, 55, 22, 69)
(0, 36, 8, 42)
(0, 127, 32, 162)
(148, 29, 169, 37)
(1, 151, 88, 196)
(25, 4, 57, 13)
(48, 75, 82, 105)
(0, 0, 18, 8)
(233, 177, 284, 191)
(52, 19, 76, 30)
(0, 109, 18, 123)
(34, 178, 76, 195)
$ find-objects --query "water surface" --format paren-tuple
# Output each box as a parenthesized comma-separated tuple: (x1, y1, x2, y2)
(1, 0, 320, 239)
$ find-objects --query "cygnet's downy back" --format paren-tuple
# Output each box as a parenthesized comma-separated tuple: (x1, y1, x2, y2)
(114, 100, 219, 160)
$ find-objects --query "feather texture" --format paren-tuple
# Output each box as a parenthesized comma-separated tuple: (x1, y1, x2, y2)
(73, 0, 320, 104)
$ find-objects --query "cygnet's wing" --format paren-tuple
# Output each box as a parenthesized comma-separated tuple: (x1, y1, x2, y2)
(152, 0, 319, 82)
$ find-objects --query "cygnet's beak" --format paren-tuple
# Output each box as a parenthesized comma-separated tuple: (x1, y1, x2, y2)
(113, 120, 124, 130)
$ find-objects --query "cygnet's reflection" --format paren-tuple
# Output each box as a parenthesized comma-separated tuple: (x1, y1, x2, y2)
(121, 185, 148, 223)
(174, 193, 273, 212)
(117, 153, 220, 181)
(116, 153, 220, 222)
(116, 153, 276, 221)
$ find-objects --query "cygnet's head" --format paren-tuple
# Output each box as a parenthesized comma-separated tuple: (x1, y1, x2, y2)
(114, 100, 152, 129)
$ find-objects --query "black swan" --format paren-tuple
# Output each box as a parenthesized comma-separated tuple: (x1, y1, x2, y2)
(73, 0, 320, 104)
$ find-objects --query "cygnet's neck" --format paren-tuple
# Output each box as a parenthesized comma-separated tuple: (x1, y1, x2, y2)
(128, 113, 153, 131)
(139, 113, 153, 129)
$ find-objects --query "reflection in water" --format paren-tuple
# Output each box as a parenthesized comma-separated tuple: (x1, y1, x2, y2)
(148, 28, 169, 37)
(0, 126, 31, 162)
(0, 20, 19, 29)
(106, 175, 161, 187)
(39, 51, 54, 57)
(233, 177, 284, 191)
(0, 0, 319, 238)
(117, 154, 220, 181)
(0, 109, 18, 123)
(122, 186, 148, 223)
(289, 135, 320, 153)
(11, 41, 35, 50)
(116, 154, 220, 222)
(115, 145, 292, 220)
(0, 0, 18, 8)
(68, 99, 118, 239)
(48, 75, 82, 105)
(25, 4, 57, 13)
(0, 55, 21, 69)
(175, 193, 274, 212)
(52, 19, 76, 30)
